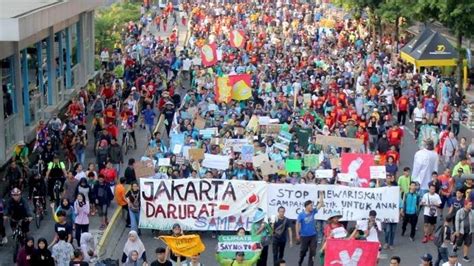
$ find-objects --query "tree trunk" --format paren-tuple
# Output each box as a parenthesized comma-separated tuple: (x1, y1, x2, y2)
(457, 33, 464, 93)
(395, 16, 400, 53)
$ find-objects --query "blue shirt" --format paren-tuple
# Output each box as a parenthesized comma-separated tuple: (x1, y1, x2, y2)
(141, 109, 156, 125)
(297, 209, 318, 237)
(404, 192, 419, 215)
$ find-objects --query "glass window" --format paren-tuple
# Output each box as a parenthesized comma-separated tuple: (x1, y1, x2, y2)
(1, 57, 15, 118)
(71, 24, 78, 66)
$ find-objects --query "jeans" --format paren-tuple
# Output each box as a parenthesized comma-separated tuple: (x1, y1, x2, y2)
(75, 150, 85, 165)
(384, 222, 397, 246)
(129, 210, 140, 231)
(75, 223, 89, 246)
(113, 163, 121, 176)
(435, 246, 448, 266)
(122, 205, 130, 226)
(298, 235, 317, 266)
(256, 245, 268, 266)
(272, 241, 286, 266)
(402, 213, 418, 238)
(452, 123, 460, 136)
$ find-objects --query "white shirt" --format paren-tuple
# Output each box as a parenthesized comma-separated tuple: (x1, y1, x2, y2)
(442, 261, 462, 266)
(413, 107, 426, 121)
(356, 220, 382, 242)
(412, 149, 439, 190)
(182, 58, 192, 71)
(421, 192, 442, 216)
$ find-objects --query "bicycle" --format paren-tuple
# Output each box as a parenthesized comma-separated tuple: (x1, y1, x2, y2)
(32, 195, 46, 229)
(123, 130, 133, 155)
(9, 218, 29, 263)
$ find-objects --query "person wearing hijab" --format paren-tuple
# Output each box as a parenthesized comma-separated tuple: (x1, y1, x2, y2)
(17, 236, 35, 266)
(74, 193, 90, 246)
(75, 177, 91, 203)
(80, 232, 96, 263)
(122, 231, 147, 265)
(32, 238, 54, 266)
(53, 198, 75, 225)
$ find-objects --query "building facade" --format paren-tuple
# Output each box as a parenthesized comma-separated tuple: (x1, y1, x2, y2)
(0, 0, 105, 164)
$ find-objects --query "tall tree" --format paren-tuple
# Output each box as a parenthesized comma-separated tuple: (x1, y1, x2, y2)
(333, 0, 384, 38)
(378, 0, 413, 52)
(436, 0, 474, 92)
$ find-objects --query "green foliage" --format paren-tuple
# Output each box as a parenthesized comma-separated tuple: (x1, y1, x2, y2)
(94, 2, 141, 52)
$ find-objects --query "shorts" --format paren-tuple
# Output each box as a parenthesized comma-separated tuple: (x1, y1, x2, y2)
(97, 204, 109, 217)
(424, 215, 437, 225)
(456, 233, 472, 247)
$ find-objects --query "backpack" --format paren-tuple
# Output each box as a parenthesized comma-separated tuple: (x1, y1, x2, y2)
(434, 225, 450, 247)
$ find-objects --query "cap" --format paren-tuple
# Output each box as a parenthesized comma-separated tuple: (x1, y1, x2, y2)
(420, 253, 432, 261)
(17, 140, 25, 146)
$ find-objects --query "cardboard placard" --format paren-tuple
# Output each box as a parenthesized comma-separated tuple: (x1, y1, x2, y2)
(314, 135, 363, 149)
(234, 127, 245, 135)
(370, 166, 387, 179)
(261, 160, 277, 176)
(175, 156, 185, 165)
(158, 158, 171, 166)
(315, 169, 333, 179)
(304, 154, 319, 169)
(188, 148, 205, 160)
(134, 161, 155, 178)
(337, 173, 355, 183)
(194, 116, 206, 129)
(303, 93, 312, 106)
(330, 157, 341, 169)
(146, 147, 160, 157)
(261, 124, 281, 135)
(253, 154, 269, 167)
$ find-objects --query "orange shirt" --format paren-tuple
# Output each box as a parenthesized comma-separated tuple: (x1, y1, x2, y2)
(115, 184, 127, 206)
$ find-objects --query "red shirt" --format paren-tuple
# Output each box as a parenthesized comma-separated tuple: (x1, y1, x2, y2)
(356, 130, 369, 145)
(386, 150, 400, 164)
(397, 96, 409, 111)
(107, 124, 119, 139)
(68, 103, 82, 117)
(102, 86, 114, 99)
(103, 107, 117, 125)
(387, 128, 404, 146)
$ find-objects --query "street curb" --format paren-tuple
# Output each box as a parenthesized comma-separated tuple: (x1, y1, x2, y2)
(96, 205, 122, 257)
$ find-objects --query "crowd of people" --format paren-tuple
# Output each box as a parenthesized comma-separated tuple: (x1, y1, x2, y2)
(1, 0, 473, 265)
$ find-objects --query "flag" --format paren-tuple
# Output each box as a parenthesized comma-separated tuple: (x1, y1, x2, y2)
(200, 43, 218, 67)
(229, 74, 252, 101)
(341, 153, 375, 187)
(215, 76, 232, 103)
(160, 234, 206, 257)
(229, 30, 246, 49)
(325, 239, 379, 266)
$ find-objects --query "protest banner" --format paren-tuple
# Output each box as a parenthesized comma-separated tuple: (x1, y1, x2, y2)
(315, 185, 400, 222)
(173, 144, 182, 154)
(285, 159, 302, 173)
(341, 153, 375, 187)
(303, 154, 319, 169)
(202, 154, 230, 170)
(246, 115, 259, 133)
(330, 157, 341, 169)
(241, 145, 254, 162)
(159, 235, 206, 257)
(224, 139, 249, 152)
(134, 161, 155, 178)
(314, 135, 363, 150)
(188, 148, 204, 161)
(258, 116, 271, 126)
(175, 156, 185, 165)
(217, 235, 261, 260)
(370, 166, 387, 179)
(267, 184, 399, 221)
(325, 239, 379, 266)
(267, 184, 318, 219)
(139, 179, 268, 230)
(303, 93, 312, 106)
(199, 128, 218, 139)
(252, 154, 269, 167)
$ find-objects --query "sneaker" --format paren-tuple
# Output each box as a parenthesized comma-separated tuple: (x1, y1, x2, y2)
(99, 224, 106, 230)
(409, 237, 414, 242)
(463, 256, 470, 262)
(383, 243, 389, 249)
(422, 236, 428, 243)
(429, 235, 435, 241)
(1, 237, 7, 245)
(389, 246, 395, 250)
